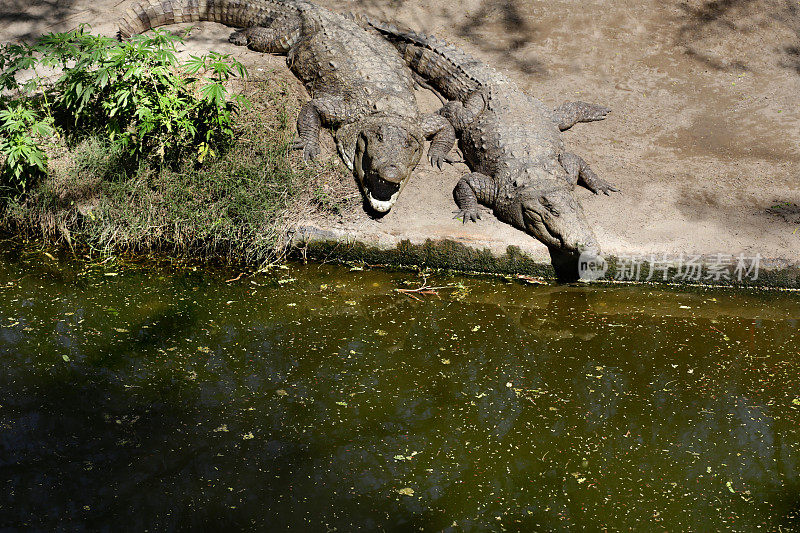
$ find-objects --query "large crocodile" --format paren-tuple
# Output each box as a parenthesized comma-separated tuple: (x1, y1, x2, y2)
(368, 21, 618, 267)
(117, 0, 456, 214)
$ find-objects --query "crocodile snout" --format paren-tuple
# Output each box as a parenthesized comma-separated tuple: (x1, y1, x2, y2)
(351, 120, 423, 215)
(548, 213, 600, 259)
(522, 189, 600, 258)
(378, 164, 403, 184)
(580, 240, 601, 261)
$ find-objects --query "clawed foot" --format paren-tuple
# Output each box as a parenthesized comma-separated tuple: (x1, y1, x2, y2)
(292, 138, 320, 161)
(452, 208, 481, 223)
(586, 178, 619, 195)
(229, 31, 248, 47)
(583, 103, 611, 122)
(429, 150, 445, 170)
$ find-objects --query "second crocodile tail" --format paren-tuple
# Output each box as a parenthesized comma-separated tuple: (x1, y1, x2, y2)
(366, 18, 483, 102)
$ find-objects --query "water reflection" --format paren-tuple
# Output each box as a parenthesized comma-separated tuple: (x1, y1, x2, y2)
(0, 250, 798, 530)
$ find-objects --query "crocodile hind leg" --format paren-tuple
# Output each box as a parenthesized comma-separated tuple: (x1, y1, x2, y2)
(440, 91, 487, 131)
(228, 14, 302, 53)
(421, 114, 456, 169)
(453, 172, 497, 223)
(553, 101, 610, 131)
(294, 97, 359, 161)
(559, 153, 619, 195)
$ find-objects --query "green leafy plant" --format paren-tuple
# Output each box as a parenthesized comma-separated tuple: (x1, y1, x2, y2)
(0, 43, 54, 192)
(0, 101, 54, 192)
(49, 28, 247, 163)
(0, 26, 248, 191)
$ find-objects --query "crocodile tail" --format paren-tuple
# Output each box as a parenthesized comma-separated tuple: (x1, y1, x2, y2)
(365, 17, 484, 102)
(117, 0, 302, 40)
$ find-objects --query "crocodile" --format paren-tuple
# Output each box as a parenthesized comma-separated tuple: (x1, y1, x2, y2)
(117, 0, 456, 214)
(368, 20, 618, 266)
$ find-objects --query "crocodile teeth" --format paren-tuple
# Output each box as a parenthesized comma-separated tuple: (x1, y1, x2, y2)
(368, 192, 400, 213)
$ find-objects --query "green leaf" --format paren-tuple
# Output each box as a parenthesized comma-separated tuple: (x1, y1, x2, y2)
(199, 82, 226, 106)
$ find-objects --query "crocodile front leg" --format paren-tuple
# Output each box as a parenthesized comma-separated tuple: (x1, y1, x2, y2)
(552, 101, 610, 131)
(228, 15, 302, 53)
(421, 114, 456, 169)
(295, 98, 359, 161)
(453, 172, 497, 223)
(559, 152, 619, 195)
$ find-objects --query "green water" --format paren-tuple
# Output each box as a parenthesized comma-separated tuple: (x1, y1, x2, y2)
(1, 246, 799, 531)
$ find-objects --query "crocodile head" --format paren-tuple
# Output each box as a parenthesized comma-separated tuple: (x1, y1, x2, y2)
(337, 115, 424, 214)
(517, 187, 600, 259)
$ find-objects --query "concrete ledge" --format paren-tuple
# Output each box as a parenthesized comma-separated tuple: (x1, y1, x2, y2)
(291, 224, 800, 289)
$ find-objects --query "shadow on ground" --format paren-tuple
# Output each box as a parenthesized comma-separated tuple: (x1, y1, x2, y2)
(1, 0, 80, 42)
(675, 0, 800, 73)
(349, 0, 546, 75)
(455, 0, 546, 74)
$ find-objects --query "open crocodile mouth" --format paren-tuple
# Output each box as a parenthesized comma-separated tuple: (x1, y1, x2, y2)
(365, 174, 402, 213)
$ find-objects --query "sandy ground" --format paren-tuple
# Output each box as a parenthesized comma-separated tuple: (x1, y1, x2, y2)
(3, 0, 800, 267)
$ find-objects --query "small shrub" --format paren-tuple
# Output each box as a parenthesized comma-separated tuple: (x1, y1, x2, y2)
(0, 26, 248, 191)
(47, 28, 248, 164)
(0, 101, 54, 192)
